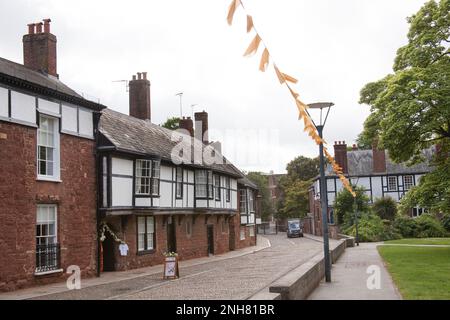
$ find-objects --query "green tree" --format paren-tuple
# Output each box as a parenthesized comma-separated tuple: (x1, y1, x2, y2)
(280, 179, 311, 218)
(161, 117, 180, 130)
(359, 0, 450, 213)
(373, 197, 398, 221)
(246, 172, 273, 220)
(285, 156, 319, 182)
(334, 186, 370, 226)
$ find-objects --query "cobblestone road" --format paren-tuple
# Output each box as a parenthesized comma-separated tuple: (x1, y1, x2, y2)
(31, 234, 331, 300)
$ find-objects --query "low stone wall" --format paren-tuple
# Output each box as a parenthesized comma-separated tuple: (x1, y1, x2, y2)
(250, 237, 354, 300)
(338, 234, 355, 248)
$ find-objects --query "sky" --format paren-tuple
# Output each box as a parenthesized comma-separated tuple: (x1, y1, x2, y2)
(0, 0, 429, 173)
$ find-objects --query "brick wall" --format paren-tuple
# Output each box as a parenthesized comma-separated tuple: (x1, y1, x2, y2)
(0, 121, 97, 292)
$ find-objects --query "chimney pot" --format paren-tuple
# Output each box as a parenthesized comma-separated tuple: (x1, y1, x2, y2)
(143, 72, 147, 80)
(195, 111, 209, 144)
(132, 75, 136, 80)
(43, 19, 51, 33)
(137, 72, 142, 80)
(28, 23, 35, 34)
(36, 22, 43, 33)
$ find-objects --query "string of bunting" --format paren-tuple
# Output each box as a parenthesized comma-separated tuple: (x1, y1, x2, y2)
(227, 0, 356, 197)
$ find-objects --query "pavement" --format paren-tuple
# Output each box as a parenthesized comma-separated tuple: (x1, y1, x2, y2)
(1, 233, 333, 300)
(308, 242, 402, 300)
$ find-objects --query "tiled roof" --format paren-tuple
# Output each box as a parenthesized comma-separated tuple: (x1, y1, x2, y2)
(99, 109, 244, 178)
(238, 176, 259, 190)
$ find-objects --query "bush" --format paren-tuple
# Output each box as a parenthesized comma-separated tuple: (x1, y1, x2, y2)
(344, 213, 400, 242)
(393, 215, 418, 238)
(373, 197, 397, 221)
(440, 213, 450, 233)
(415, 214, 448, 238)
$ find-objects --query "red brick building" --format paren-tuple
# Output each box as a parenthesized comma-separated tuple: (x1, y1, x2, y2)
(0, 20, 105, 291)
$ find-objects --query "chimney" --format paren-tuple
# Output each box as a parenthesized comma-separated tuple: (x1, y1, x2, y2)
(352, 144, 358, 151)
(372, 140, 386, 173)
(210, 141, 222, 154)
(333, 141, 348, 174)
(194, 111, 209, 144)
(179, 117, 194, 137)
(129, 72, 151, 121)
(23, 19, 57, 77)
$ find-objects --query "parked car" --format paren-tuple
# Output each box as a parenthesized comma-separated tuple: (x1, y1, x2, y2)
(287, 219, 303, 238)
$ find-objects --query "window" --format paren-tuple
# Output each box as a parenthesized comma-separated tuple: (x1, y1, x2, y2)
(221, 219, 228, 234)
(240, 228, 246, 240)
(226, 177, 231, 202)
(186, 218, 192, 237)
(135, 160, 151, 195)
(137, 216, 155, 252)
(176, 167, 183, 199)
(239, 189, 247, 214)
(214, 175, 221, 201)
(387, 176, 397, 191)
(412, 207, 428, 218)
(249, 191, 255, 213)
(152, 161, 160, 195)
(195, 170, 213, 198)
(135, 160, 160, 196)
(249, 226, 255, 237)
(36, 205, 59, 273)
(404, 175, 414, 191)
(37, 115, 59, 180)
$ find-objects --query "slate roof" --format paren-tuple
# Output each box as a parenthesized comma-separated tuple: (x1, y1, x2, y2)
(0, 57, 105, 111)
(99, 109, 244, 178)
(238, 176, 259, 190)
(324, 148, 433, 177)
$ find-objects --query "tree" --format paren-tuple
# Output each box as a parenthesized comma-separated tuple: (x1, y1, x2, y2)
(359, 0, 450, 213)
(334, 186, 370, 226)
(280, 180, 311, 218)
(285, 156, 319, 182)
(373, 197, 398, 221)
(246, 172, 273, 220)
(161, 117, 180, 130)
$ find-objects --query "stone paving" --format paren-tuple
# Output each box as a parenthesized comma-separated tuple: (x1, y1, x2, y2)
(23, 234, 329, 300)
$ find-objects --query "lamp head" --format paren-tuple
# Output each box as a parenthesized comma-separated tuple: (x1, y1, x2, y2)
(307, 102, 334, 110)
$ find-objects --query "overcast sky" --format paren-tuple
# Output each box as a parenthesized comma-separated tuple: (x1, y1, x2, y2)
(1, 0, 428, 173)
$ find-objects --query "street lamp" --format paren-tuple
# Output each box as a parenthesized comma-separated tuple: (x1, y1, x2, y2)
(307, 102, 335, 283)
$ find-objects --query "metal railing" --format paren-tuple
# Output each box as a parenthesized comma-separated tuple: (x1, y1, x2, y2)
(36, 243, 60, 273)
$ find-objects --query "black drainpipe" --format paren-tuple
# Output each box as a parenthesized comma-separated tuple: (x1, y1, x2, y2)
(93, 110, 102, 277)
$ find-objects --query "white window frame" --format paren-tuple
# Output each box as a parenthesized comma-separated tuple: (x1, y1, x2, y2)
(37, 115, 60, 181)
(36, 204, 57, 246)
(240, 228, 246, 240)
(225, 177, 231, 202)
(137, 216, 155, 252)
(239, 189, 247, 214)
(404, 175, 414, 191)
(249, 226, 255, 237)
(135, 160, 152, 195)
(214, 175, 221, 201)
(151, 160, 160, 196)
(195, 170, 213, 199)
(249, 190, 255, 213)
(387, 176, 397, 192)
(175, 167, 183, 199)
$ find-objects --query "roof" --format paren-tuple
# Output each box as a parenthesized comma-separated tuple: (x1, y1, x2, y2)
(238, 176, 259, 190)
(99, 109, 244, 178)
(324, 148, 433, 177)
(0, 57, 105, 111)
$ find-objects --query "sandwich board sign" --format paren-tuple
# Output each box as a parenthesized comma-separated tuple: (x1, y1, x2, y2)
(163, 256, 179, 279)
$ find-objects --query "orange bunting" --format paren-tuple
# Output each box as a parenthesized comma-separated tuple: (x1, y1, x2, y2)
(243, 34, 262, 57)
(227, 0, 240, 26)
(259, 48, 270, 72)
(246, 15, 254, 33)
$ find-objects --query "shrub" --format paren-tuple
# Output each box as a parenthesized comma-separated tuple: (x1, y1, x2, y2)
(415, 214, 448, 238)
(393, 215, 418, 238)
(344, 213, 400, 242)
(440, 213, 450, 233)
(373, 197, 397, 221)
(334, 186, 370, 225)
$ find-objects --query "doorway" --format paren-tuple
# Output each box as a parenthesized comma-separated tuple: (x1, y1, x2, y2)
(102, 230, 116, 272)
(167, 218, 177, 253)
(229, 221, 235, 251)
(207, 225, 214, 255)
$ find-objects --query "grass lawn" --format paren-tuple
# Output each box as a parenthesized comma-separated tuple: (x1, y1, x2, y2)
(378, 246, 450, 300)
(384, 238, 450, 246)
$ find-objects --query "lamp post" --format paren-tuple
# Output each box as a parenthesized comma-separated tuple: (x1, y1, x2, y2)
(307, 102, 334, 283)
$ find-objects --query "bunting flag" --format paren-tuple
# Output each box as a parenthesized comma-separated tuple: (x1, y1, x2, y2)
(246, 15, 254, 33)
(226, 0, 356, 198)
(259, 48, 270, 72)
(243, 34, 261, 56)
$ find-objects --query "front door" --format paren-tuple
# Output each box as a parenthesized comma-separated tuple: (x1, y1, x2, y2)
(167, 219, 177, 253)
(229, 221, 235, 251)
(207, 225, 214, 255)
(102, 231, 116, 272)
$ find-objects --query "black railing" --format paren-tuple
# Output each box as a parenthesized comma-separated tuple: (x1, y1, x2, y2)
(36, 243, 60, 273)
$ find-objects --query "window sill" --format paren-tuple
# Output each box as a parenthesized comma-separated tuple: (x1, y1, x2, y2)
(34, 269, 64, 276)
(37, 177, 62, 183)
(137, 249, 156, 256)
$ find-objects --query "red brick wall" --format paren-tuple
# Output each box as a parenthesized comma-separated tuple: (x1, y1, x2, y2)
(0, 121, 97, 292)
(103, 214, 231, 272)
